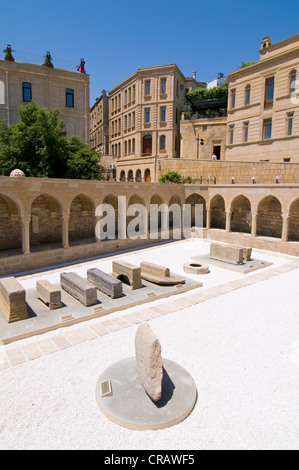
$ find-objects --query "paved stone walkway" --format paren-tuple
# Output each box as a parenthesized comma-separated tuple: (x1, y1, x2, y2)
(1, 259, 298, 371)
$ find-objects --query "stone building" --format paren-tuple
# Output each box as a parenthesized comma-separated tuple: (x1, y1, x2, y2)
(91, 64, 205, 182)
(0, 56, 90, 142)
(226, 34, 299, 162)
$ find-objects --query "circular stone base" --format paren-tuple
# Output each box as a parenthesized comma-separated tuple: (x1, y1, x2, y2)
(95, 357, 197, 430)
(183, 262, 210, 274)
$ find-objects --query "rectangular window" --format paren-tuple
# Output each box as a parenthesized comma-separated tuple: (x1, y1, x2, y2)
(265, 76, 274, 106)
(145, 108, 150, 123)
(290, 70, 296, 94)
(145, 80, 151, 96)
(231, 89, 236, 109)
(229, 125, 234, 144)
(287, 112, 294, 136)
(245, 85, 251, 106)
(243, 121, 249, 142)
(160, 106, 166, 122)
(132, 85, 136, 100)
(22, 82, 32, 102)
(161, 78, 167, 94)
(263, 118, 272, 140)
(125, 90, 127, 104)
(66, 88, 74, 107)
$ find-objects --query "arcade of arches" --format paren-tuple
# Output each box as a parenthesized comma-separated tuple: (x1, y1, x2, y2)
(0, 176, 299, 275)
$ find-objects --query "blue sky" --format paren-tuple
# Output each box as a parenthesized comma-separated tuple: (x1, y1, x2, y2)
(1, 0, 299, 106)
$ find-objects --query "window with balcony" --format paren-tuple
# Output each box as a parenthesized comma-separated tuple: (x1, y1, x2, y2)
(265, 76, 274, 108)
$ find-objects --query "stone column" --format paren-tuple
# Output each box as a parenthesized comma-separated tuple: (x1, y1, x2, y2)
(226, 210, 232, 232)
(281, 214, 290, 242)
(206, 208, 211, 229)
(251, 211, 258, 237)
(21, 216, 31, 254)
(62, 212, 70, 249)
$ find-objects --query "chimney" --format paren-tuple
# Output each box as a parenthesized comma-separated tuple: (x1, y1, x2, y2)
(193, 71, 197, 80)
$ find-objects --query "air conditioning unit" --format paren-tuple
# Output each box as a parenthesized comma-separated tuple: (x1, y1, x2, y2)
(109, 164, 116, 169)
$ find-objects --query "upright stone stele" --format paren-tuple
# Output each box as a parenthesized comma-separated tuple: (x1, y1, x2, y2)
(135, 323, 163, 402)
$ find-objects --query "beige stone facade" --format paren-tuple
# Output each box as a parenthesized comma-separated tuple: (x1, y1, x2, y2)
(90, 64, 205, 182)
(0, 59, 90, 142)
(226, 34, 299, 162)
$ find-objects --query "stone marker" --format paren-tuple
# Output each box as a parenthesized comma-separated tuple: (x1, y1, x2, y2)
(60, 272, 98, 306)
(0, 277, 29, 323)
(135, 323, 163, 402)
(210, 242, 244, 265)
(36, 279, 62, 309)
(140, 261, 186, 285)
(87, 268, 123, 298)
(112, 260, 142, 290)
(242, 247, 252, 261)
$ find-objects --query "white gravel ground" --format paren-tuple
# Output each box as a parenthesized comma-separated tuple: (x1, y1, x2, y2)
(0, 239, 298, 450)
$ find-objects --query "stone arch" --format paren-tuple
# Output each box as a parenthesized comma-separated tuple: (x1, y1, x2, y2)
(69, 194, 96, 243)
(0, 194, 22, 250)
(144, 168, 151, 183)
(102, 194, 119, 238)
(230, 195, 252, 234)
(185, 193, 207, 228)
(136, 169, 142, 182)
(210, 194, 226, 229)
(127, 193, 147, 237)
(128, 169, 134, 182)
(120, 170, 126, 182)
(257, 195, 282, 238)
(168, 195, 182, 235)
(288, 198, 299, 241)
(149, 194, 165, 234)
(30, 193, 63, 248)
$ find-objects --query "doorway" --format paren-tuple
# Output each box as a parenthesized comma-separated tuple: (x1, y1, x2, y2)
(143, 135, 152, 156)
(213, 145, 221, 160)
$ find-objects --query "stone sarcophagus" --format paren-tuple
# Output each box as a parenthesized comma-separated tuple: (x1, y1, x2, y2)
(60, 272, 98, 306)
(210, 243, 244, 265)
(112, 260, 142, 290)
(0, 277, 29, 323)
(36, 280, 62, 310)
(87, 268, 123, 299)
(140, 261, 186, 285)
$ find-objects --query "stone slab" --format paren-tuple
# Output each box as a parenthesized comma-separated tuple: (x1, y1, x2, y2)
(95, 357, 197, 430)
(60, 272, 98, 307)
(140, 261, 186, 285)
(135, 323, 163, 402)
(0, 277, 29, 323)
(87, 268, 123, 298)
(36, 280, 62, 309)
(112, 260, 142, 290)
(192, 253, 272, 274)
(210, 242, 244, 265)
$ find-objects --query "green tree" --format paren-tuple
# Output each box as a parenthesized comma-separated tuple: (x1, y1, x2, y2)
(66, 147, 105, 180)
(0, 102, 104, 180)
(159, 171, 183, 184)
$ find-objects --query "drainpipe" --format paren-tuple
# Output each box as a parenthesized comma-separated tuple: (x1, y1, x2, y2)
(6, 71, 10, 126)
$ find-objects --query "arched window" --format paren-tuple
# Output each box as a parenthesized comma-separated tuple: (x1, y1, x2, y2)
(128, 170, 134, 182)
(159, 135, 166, 151)
(245, 84, 251, 106)
(136, 169, 142, 182)
(120, 170, 126, 182)
(289, 69, 297, 94)
(143, 135, 152, 155)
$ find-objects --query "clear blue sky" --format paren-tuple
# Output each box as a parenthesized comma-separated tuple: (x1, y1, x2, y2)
(1, 0, 299, 107)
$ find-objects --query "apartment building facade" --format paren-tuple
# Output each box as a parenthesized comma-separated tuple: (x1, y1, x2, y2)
(226, 34, 299, 162)
(0, 58, 90, 142)
(104, 64, 205, 182)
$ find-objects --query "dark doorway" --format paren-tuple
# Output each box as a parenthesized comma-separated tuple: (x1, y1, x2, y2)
(213, 145, 221, 160)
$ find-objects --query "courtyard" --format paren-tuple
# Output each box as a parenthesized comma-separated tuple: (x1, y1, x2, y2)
(0, 238, 298, 450)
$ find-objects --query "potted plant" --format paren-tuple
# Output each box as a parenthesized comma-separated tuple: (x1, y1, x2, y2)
(3, 45, 15, 62)
(42, 51, 53, 68)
